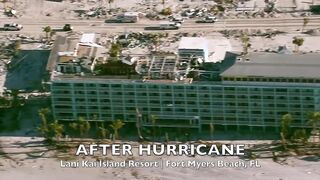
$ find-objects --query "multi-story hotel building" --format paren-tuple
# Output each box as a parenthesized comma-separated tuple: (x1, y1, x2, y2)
(51, 52, 320, 131)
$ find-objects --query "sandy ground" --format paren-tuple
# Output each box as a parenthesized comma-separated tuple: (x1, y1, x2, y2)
(0, 1, 320, 178)
(1, 29, 320, 94)
(0, 137, 319, 180)
(1, 0, 317, 21)
(230, 32, 320, 53)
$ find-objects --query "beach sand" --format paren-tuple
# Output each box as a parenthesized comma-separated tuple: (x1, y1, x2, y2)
(0, 137, 319, 180)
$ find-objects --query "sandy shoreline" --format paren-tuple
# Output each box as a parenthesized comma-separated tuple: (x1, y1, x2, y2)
(0, 137, 319, 180)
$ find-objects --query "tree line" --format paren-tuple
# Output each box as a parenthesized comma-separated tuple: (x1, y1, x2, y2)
(37, 108, 125, 143)
(37, 107, 320, 145)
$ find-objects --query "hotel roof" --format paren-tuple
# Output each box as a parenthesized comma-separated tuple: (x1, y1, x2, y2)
(178, 37, 208, 50)
(80, 33, 96, 43)
(220, 53, 320, 79)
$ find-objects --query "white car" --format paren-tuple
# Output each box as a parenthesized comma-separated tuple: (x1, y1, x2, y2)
(3, 23, 23, 31)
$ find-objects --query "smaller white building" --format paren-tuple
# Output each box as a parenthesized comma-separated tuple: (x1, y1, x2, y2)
(178, 36, 232, 63)
(178, 37, 209, 62)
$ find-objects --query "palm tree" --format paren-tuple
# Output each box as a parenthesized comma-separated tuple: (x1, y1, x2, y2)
(109, 42, 122, 60)
(107, 0, 114, 9)
(292, 37, 304, 52)
(37, 108, 51, 140)
(209, 123, 214, 139)
(77, 117, 91, 138)
(136, 108, 143, 139)
(43, 26, 52, 41)
(110, 119, 125, 140)
(69, 122, 78, 137)
(98, 123, 109, 140)
(302, 17, 309, 32)
(69, 117, 91, 138)
(10, 89, 19, 107)
(308, 112, 320, 134)
(291, 129, 308, 143)
(151, 115, 158, 141)
(151, 35, 160, 51)
(161, 0, 165, 9)
(49, 31, 56, 41)
(280, 113, 293, 150)
(50, 120, 64, 141)
(280, 113, 293, 140)
(12, 40, 20, 57)
(165, 132, 169, 142)
(240, 32, 251, 55)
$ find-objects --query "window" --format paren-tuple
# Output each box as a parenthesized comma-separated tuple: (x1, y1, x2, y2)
(89, 91, 97, 95)
(201, 109, 209, 113)
(74, 83, 84, 87)
(87, 84, 96, 87)
(75, 98, 85, 102)
(100, 99, 110, 103)
(186, 86, 195, 90)
(164, 108, 172, 112)
(161, 85, 171, 89)
(54, 83, 68, 87)
(187, 101, 196, 105)
(252, 111, 261, 115)
(111, 84, 121, 88)
(151, 108, 160, 111)
(89, 99, 97, 102)
(126, 107, 135, 111)
(200, 87, 209, 91)
(173, 86, 182, 91)
(124, 84, 134, 89)
(224, 87, 235, 91)
(127, 100, 135, 103)
(176, 93, 184, 97)
(56, 97, 71, 101)
(251, 95, 261, 100)
(201, 94, 209, 98)
(88, 106, 98, 110)
(225, 95, 235, 98)
(264, 96, 274, 100)
(150, 100, 160, 104)
(125, 92, 134, 96)
(101, 106, 111, 110)
(176, 108, 186, 112)
(276, 89, 287, 93)
(101, 91, 109, 95)
(55, 105, 72, 109)
(238, 95, 247, 99)
(201, 102, 210, 105)
(174, 101, 183, 105)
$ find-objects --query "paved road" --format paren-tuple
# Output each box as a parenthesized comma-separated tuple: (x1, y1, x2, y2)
(0, 17, 319, 34)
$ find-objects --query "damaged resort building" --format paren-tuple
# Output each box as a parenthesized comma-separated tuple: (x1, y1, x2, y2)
(49, 34, 320, 132)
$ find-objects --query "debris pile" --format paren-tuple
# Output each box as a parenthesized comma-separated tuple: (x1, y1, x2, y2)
(219, 29, 286, 38)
